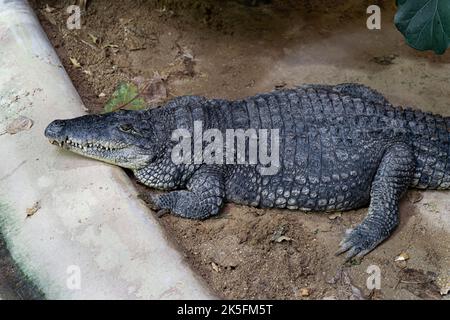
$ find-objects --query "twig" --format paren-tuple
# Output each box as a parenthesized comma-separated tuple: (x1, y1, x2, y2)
(80, 39, 98, 51)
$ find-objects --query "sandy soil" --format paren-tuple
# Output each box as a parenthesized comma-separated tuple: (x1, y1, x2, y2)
(30, 0, 450, 299)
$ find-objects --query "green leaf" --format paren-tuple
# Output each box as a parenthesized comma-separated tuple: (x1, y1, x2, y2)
(395, 0, 450, 54)
(103, 81, 146, 113)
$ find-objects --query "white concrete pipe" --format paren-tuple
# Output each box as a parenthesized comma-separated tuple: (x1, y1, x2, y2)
(0, 0, 214, 299)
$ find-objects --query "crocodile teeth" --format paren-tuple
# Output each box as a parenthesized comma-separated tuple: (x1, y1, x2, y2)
(63, 138, 119, 152)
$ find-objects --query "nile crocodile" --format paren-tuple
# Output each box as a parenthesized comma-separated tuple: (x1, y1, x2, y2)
(44, 83, 450, 259)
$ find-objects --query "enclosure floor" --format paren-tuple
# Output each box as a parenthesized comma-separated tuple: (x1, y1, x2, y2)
(30, 0, 450, 299)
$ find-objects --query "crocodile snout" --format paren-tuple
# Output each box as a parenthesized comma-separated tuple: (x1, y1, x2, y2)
(45, 120, 66, 145)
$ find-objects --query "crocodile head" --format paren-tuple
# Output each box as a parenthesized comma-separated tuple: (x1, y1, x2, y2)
(45, 110, 163, 170)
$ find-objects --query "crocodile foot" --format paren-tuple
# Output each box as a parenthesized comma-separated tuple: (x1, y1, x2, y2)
(336, 143, 413, 261)
(335, 224, 383, 261)
(138, 192, 169, 218)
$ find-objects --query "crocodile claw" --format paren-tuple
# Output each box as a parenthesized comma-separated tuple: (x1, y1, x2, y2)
(335, 226, 380, 261)
(155, 208, 170, 218)
(138, 193, 169, 218)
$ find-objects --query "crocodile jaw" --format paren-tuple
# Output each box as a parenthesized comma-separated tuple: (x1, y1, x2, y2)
(47, 136, 150, 169)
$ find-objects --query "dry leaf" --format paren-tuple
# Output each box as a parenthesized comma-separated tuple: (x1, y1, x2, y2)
(70, 57, 81, 68)
(327, 268, 366, 300)
(274, 235, 293, 243)
(407, 191, 423, 203)
(41, 6, 56, 25)
(371, 54, 398, 65)
(132, 74, 168, 105)
(88, 33, 99, 45)
(44, 4, 56, 13)
(328, 212, 342, 220)
(26, 201, 41, 218)
(211, 262, 220, 273)
(143, 75, 167, 104)
(436, 272, 450, 296)
(79, 0, 88, 11)
(6, 116, 33, 134)
(270, 224, 288, 242)
(103, 44, 119, 54)
(103, 44, 119, 49)
(397, 268, 442, 299)
(395, 252, 410, 262)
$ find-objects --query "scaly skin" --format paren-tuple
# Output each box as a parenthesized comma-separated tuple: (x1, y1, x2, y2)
(45, 83, 450, 259)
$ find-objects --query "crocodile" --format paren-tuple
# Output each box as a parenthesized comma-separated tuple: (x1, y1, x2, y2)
(44, 83, 450, 259)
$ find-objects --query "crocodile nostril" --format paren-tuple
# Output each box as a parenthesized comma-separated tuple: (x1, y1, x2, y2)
(44, 120, 66, 139)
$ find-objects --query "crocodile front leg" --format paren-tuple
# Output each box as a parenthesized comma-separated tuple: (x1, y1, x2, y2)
(148, 165, 225, 219)
(337, 143, 415, 260)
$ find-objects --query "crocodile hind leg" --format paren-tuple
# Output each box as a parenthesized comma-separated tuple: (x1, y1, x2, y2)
(146, 165, 225, 219)
(337, 143, 415, 260)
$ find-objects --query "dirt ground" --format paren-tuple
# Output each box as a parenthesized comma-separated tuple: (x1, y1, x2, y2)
(30, 0, 450, 299)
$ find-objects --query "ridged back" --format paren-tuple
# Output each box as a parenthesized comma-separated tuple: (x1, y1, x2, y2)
(164, 88, 450, 190)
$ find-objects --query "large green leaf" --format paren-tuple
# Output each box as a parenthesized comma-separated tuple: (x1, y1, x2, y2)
(395, 0, 450, 54)
(104, 81, 146, 113)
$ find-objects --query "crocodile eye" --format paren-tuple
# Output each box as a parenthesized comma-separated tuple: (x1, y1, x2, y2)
(119, 123, 135, 133)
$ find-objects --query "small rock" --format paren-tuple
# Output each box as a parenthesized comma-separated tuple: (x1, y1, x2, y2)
(299, 288, 310, 297)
